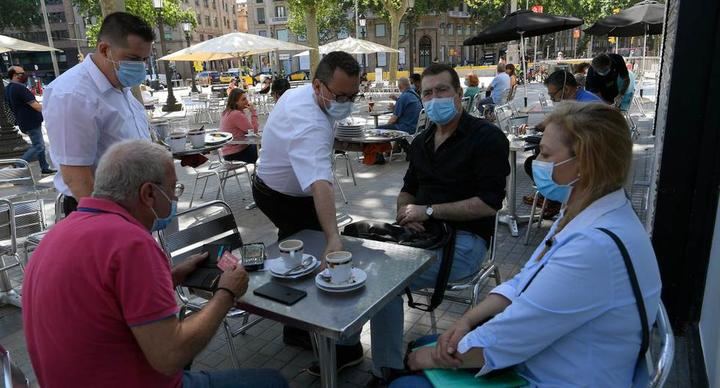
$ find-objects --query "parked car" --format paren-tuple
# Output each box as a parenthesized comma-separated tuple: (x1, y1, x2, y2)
(219, 71, 235, 84)
(196, 71, 220, 85)
(225, 68, 255, 86)
(287, 70, 310, 81)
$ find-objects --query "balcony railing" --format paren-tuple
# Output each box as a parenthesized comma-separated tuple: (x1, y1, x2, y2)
(270, 16, 288, 24)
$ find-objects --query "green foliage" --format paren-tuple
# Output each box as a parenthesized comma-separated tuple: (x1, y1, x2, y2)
(73, 0, 197, 46)
(287, 0, 354, 44)
(0, 0, 43, 30)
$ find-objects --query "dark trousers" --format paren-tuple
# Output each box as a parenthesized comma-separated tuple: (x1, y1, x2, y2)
(63, 196, 78, 216)
(224, 145, 258, 164)
(251, 175, 321, 241)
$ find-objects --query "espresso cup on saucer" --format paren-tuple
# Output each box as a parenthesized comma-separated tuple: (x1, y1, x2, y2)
(278, 239, 304, 268)
(188, 129, 206, 148)
(168, 132, 187, 153)
(326, 251, 353, 284)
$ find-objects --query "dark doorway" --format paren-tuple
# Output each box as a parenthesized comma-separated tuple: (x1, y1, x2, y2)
(419, 36, 432, 68)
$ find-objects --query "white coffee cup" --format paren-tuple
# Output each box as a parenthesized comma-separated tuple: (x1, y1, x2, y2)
(278, 239, 304, 268)
(188, 130, 206, 148)
(168, 133, 187, 153)
(326, 251, 353, 284)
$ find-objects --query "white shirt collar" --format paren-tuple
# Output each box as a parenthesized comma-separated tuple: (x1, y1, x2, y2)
(85, 53, 120, 94)
(553, 188, 629, 244)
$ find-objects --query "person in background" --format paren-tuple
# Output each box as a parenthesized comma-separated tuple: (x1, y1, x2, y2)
(573, 62, 591, 88)
(271, 78, 291, 101)
(44, 12, 154, 215)
(505, 64, 518, 90)
(377, 77, 422, 135)
(219, 88, 259, 164)
(23, 140, 288, 388)
(409, 73, 422, 94)
(463, 74, 481, 98)
(226, 78, 238, 96)
(475, 63, 510, 108)
(393, 102, 661, 388)
(586, 53, 633, 109)
(258, 77, 272, 94)
(4, 66, 55, 174)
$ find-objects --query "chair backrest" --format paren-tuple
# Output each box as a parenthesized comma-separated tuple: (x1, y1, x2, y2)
(158, 200, 242, 264)
(0, 344, 29, 388)
(0, 159, 36, 189)
(539, 95, 549, 109)
(494, 104, 514, 132)
(415, 109, 428, 134)
(0, 200, 17, 256)
(649, 302, 674, 388)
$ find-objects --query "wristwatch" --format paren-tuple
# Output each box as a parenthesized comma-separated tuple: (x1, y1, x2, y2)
(425, 205, 434, 218)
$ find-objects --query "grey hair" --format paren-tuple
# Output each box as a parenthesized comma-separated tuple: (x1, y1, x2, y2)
(93, 140, 173, 203)
(398, 77, 410, 88)
(496, 63, 506, 73)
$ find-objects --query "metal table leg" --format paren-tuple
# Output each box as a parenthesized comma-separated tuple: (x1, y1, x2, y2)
(0, 261, 21, 308)
(311, 332, 337, 388)
(498, 149, 520, 236)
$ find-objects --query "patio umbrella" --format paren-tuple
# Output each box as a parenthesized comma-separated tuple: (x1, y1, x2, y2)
(158, 32, 312, 61)
(584, 1, 665, 73)
(293, 37, 400, 58)
(0, 34, 62, 54)
(463, 10, 583, 107)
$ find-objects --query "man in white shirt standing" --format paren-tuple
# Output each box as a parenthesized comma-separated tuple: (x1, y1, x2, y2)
(251, 51, 364, 370)
(476, 63, 511, 108)
(44, 12, 154, 215)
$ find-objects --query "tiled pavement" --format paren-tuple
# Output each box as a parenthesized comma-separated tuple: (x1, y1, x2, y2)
(0, 82, 688, 387)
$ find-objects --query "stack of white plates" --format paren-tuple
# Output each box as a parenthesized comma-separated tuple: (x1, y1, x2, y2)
(266, 254, 320, 279)
(315, 268, 367, 293)
(336, 125, 363, 139)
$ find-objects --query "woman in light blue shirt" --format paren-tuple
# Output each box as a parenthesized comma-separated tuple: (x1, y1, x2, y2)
(394, 102, 662, 387)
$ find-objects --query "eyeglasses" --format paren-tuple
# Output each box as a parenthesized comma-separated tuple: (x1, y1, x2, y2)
(15, 72, 25, 76)
(321, 81, 358, 103)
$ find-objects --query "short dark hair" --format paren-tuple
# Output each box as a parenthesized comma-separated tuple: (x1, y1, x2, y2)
(271, 78, 290, 97)
(591, 53, 611, 68)
(7, 67, 19, 79)
(313, 51, 360, 84)
(98, 12, 155, 46)
(421, 63, 461, 93)
(409, 73, 422, 83)
(544, 70, 578, 89)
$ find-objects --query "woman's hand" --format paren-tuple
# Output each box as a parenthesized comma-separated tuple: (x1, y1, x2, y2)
(433, 317, 473, 367)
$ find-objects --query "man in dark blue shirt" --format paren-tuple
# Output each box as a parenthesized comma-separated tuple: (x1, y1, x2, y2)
(5, 66, 54, 174)
(377, 77, 422, 134)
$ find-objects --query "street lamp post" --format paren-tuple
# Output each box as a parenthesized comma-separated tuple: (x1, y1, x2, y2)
(153, 0, 182, 112)
(359, 14, 367, 71)
(182, 22, 200, 93)
(405, 6, 417, 76)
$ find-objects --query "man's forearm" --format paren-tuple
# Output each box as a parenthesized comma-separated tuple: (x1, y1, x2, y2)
(388, 115, 398, 125)
(433, 197, 496, 221)
(60, 165, 94, 198)
(397, 191, 416, 214)
(311, 180, 341, 243)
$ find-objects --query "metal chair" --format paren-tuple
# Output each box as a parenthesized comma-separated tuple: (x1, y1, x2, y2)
(524, 188, 549, 245)
(158, 200, 263, 368)
(0, 344, 29, 387)
(649, 302, 674, 388)
(414, 213, 503, 334)
(332, 151, 355, 204)
(188, 148, 253, 208)
(23, 193, 66, 265)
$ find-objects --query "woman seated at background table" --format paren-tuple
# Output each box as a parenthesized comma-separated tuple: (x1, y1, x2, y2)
(393, 102, 662, 387)
(506, 63, 518, 90)
(464, 74, 481, 98)
(220, 88, 259, 163)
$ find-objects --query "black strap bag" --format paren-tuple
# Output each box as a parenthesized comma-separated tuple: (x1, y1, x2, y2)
(342, 220, 455, 312)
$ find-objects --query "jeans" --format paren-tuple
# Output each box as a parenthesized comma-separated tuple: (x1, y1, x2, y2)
(182, 369, 288, 388)
(20, 127, 50, 171)
(370, 231, 488, 375)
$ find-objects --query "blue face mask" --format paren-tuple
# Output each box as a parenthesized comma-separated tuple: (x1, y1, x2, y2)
(532, 157, 578, 203)
(109, 52, 147, 87)
(425, 97, 457, 125)
(325, 100, 354, 120)
(150, 184, 177, 232)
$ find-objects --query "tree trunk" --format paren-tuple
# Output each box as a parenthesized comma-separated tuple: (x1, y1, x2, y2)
(388, 11, 403, 84)
(99, 0, 125, 17)
(305, 5, 321, 79)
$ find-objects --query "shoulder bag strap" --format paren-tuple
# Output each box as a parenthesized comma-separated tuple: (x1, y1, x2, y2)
(596, 227, 650, 364)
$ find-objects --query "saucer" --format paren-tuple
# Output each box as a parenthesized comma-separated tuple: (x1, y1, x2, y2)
(316, 281, 365, 293)
(315, 268, 367, 290)
(267, 254, 319, 279)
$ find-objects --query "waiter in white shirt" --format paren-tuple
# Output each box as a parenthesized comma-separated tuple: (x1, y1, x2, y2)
(253, 52, 360, 258)
(44, 12, 154, 214)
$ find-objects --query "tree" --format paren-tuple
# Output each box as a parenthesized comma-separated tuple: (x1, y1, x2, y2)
(0, 0, 42, 30)
(73, 0, 196, 45)
(288, 0, 353, 45)
(287, 0, 336, 78)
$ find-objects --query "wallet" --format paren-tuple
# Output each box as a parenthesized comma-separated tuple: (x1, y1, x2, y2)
(181, 240, 239, 292)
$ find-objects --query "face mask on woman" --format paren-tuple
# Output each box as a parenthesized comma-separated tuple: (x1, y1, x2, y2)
(532, 157, 579, 203)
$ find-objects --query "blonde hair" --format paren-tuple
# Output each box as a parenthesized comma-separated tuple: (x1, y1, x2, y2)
(536, 101, 632, 259)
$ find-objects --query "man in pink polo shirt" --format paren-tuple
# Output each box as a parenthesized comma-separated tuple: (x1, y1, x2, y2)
(23, 140, 287, 388)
